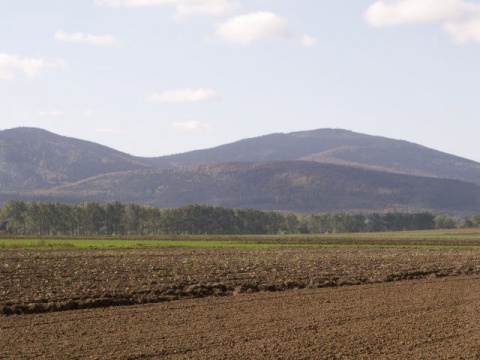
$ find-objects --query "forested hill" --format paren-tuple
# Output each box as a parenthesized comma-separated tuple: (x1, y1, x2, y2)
(147, 128, 480, 186)
(29, 161, 480, 213)
(2, 127, 480, 214)
(0, 127, 152, 191)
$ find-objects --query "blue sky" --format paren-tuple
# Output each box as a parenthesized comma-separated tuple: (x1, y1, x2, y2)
(1, 0, 480, 161)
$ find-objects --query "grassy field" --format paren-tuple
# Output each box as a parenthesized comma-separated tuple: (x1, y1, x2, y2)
(2, 228, 480, 249)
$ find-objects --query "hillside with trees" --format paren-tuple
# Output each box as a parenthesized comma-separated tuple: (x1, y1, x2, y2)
(2, 127, 480, 214)
(27, 161, 480, 213)
(147, 128, 480, 186)
(0, 127, 151, 191)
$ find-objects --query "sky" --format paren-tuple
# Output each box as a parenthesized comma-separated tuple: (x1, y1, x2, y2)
(1, 0, 480, 161)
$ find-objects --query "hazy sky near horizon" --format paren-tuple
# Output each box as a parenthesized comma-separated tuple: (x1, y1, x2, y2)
(1, 0, 480, 161)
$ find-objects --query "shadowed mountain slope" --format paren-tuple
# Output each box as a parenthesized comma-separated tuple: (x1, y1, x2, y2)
(2, 127, 480, 213)
(0, 127, 152, 191)
(35, 161, 480, 213)
(147, 129, 480, 186)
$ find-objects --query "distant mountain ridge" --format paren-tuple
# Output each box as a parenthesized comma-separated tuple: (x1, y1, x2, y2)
(147, 128, 480, 186)
(35, 161, 480, 213)
(0, 127, 151, 191)
(1, 127, 480, 213)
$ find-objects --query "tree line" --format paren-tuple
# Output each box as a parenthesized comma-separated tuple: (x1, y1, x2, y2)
(0, 200, 478, 236)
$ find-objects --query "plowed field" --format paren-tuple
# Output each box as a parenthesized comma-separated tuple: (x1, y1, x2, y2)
(2, 246, 480, 315)
(2, 275, 480, 359)
(1, 243, 480, 359)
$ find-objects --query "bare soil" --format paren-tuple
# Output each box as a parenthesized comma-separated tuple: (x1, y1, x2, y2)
(2, 247, 480, 315)
(2, 246, 480, 358)
(1, 275, 480, 359)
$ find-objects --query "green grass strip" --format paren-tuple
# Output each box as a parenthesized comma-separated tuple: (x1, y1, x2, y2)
(2, 239, 480, 250)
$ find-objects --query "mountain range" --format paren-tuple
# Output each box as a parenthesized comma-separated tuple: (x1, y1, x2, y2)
(1, 127, 480, 213)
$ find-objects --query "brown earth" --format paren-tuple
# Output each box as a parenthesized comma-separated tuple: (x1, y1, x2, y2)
(2, 247, 480, 315)
(1, 275, 480, 359)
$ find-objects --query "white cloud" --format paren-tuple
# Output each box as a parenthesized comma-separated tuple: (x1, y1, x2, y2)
(215, 12, 290, 45)
(172, 121, 212, 131)
(36, 110, 65, 117)
(365, 0, 480, 27)
(148, 88, 218, 103)
(301, 34, 318, 47)
(175, 0, 240, 18)
(55, 31, 121, 47)
(365, 0, 480, 44)
(0, 53, 69, 81)
(444, 17, 480, 43)
(94, 0, 239, 17)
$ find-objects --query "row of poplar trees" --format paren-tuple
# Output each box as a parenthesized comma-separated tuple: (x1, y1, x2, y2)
(0, 200, 285, 236)
(0, 199, 467, 236)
